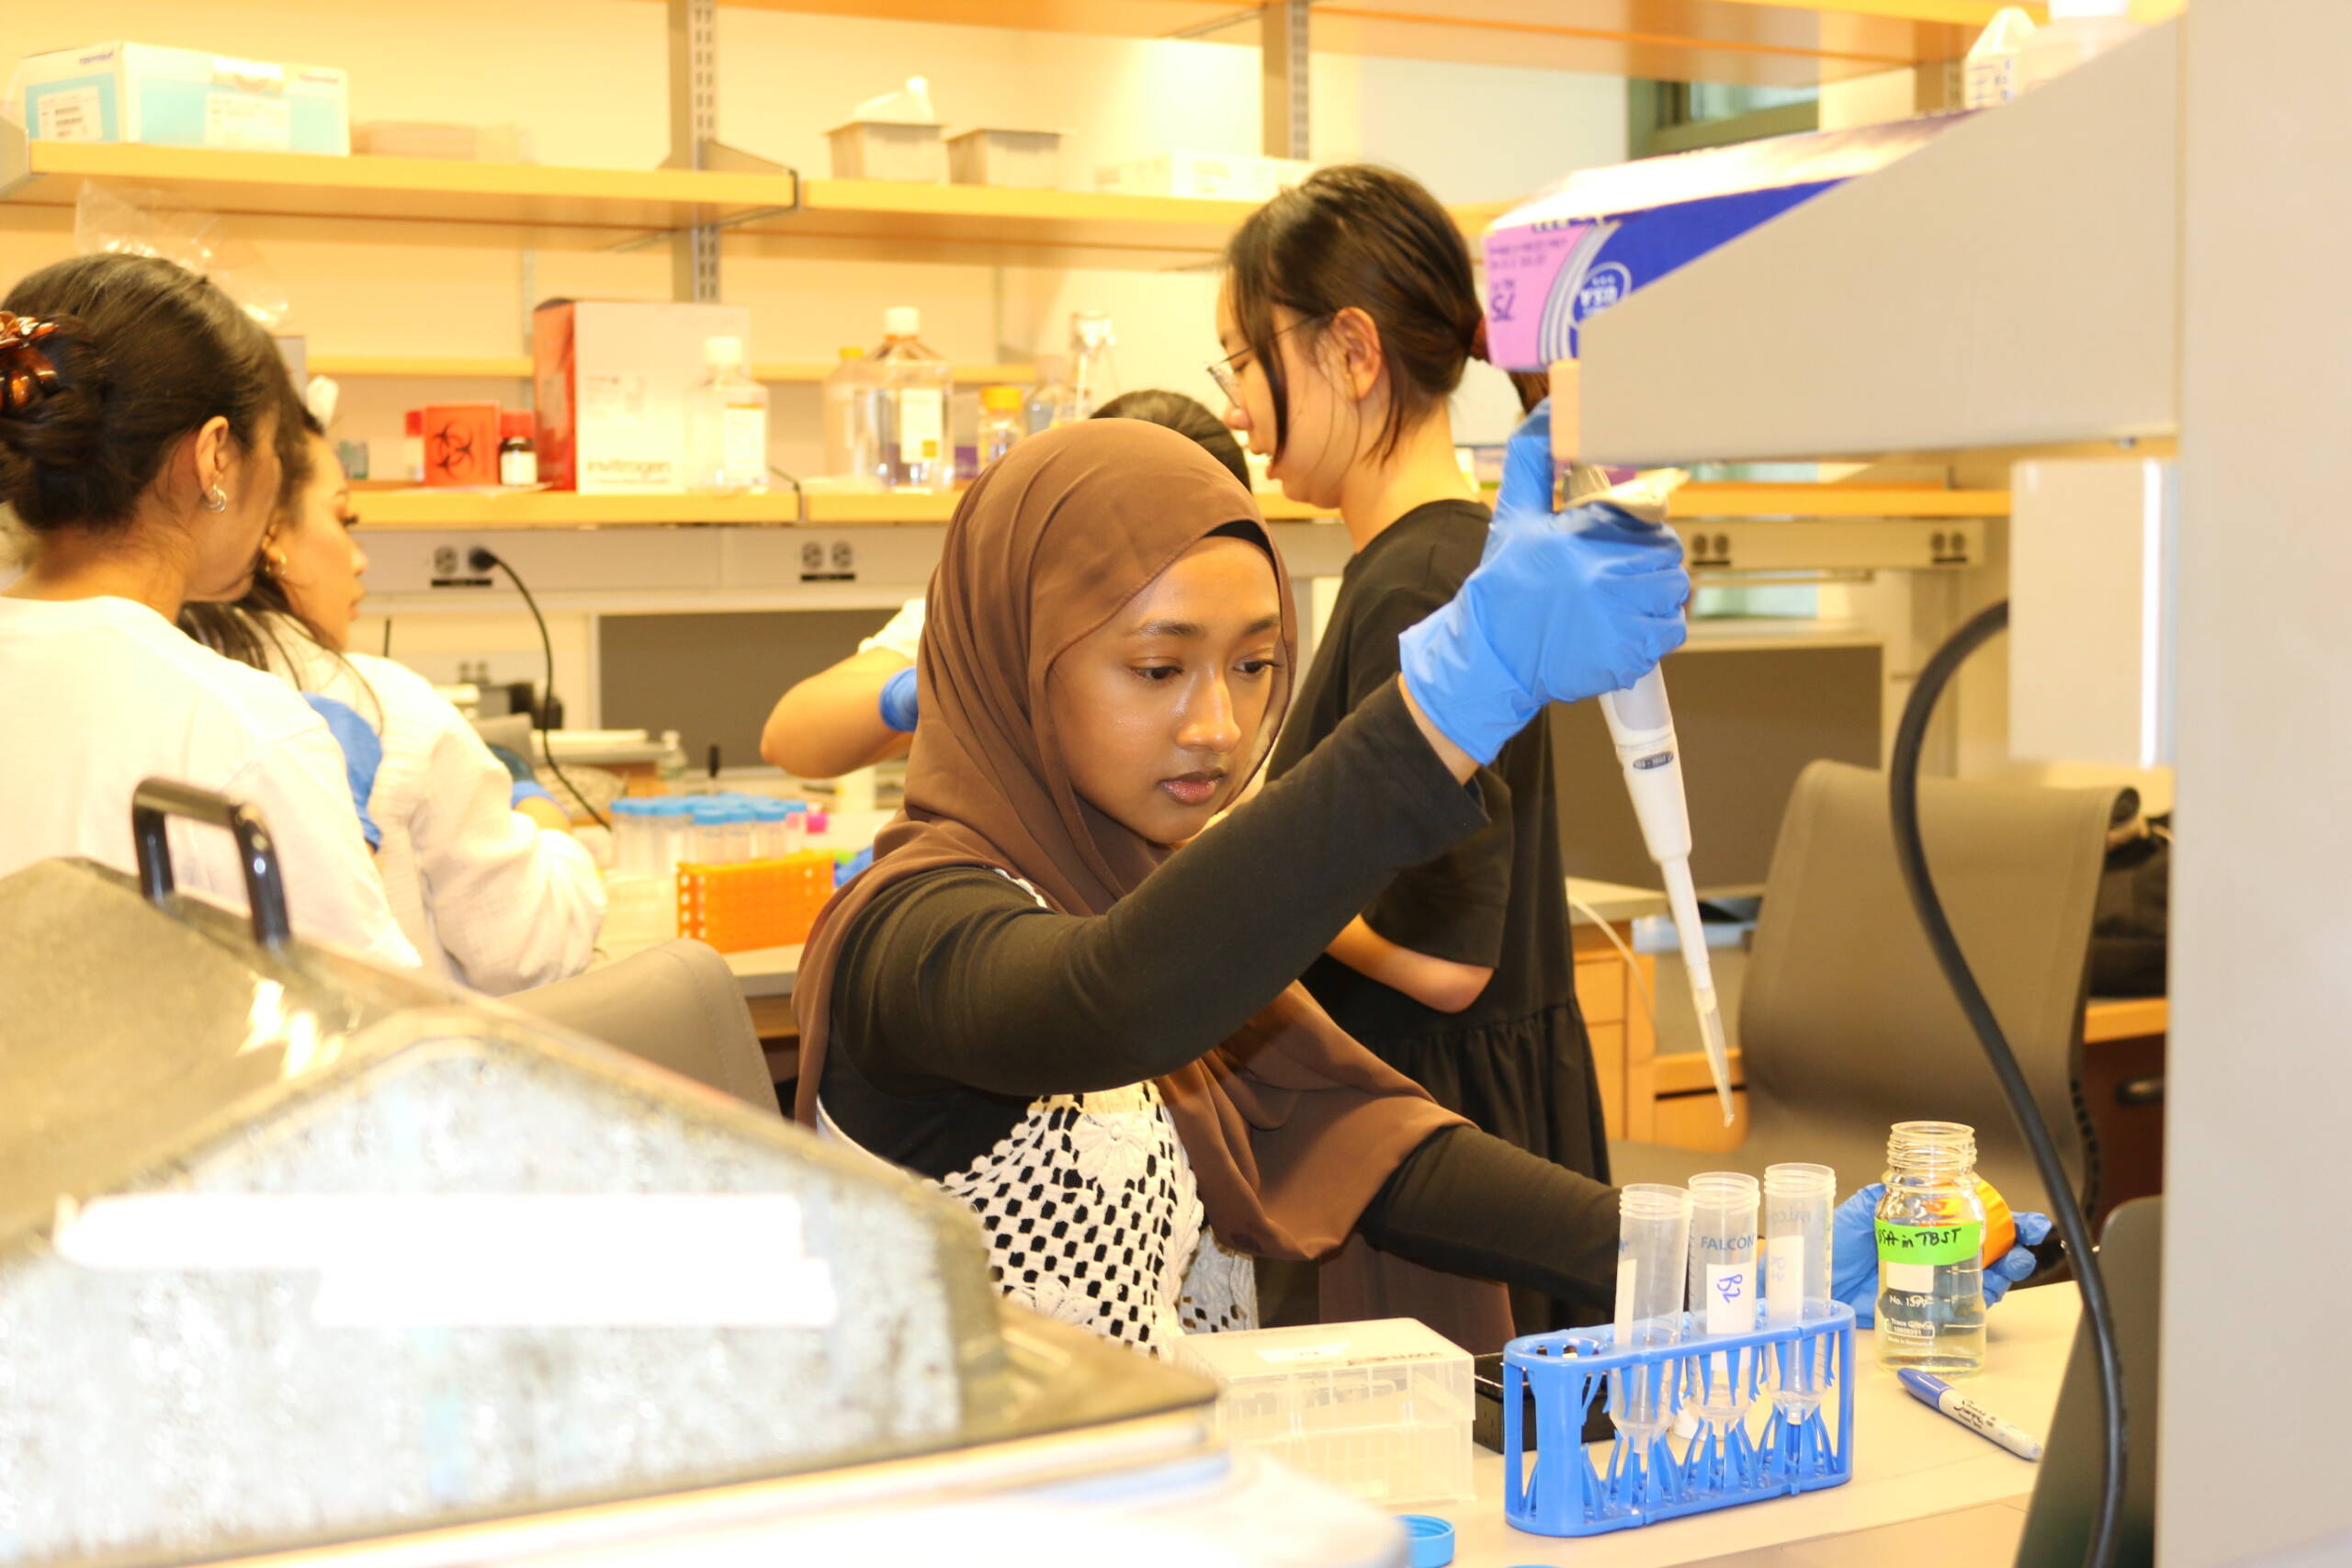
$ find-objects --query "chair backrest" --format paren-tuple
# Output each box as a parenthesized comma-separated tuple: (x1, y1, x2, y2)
(508, 939, 780, 1117)
(1736, 761, 2120, 1215)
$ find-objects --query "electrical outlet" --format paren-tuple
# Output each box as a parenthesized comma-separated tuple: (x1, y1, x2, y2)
(798, 536, 856, 582)
(430, 541, 494, 588)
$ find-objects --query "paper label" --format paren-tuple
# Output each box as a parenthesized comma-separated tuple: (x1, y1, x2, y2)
(1704, 1262, 1753, 1336)
(1875, 1220, 1983, 1269)
(1612, 1257, 1638, 1334)
(1883, 1260, 1939, 1293)
(896, 388, 944, 462)
(1763, 1237, 1803, 1326)
(721, 405, 767, 485)
(53, 1193, 835, 1328)
(206, 91, 290, 151)
(36, 87, 103, 142)
(1258, 1341, 1349, 1365)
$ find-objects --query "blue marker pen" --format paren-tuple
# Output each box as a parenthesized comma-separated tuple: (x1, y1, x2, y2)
(1897, 1368, 2044, 1461)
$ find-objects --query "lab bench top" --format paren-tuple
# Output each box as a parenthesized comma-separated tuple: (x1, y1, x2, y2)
(721, 877, 1667, 1004)
(1402, 1283, 2079, 1568)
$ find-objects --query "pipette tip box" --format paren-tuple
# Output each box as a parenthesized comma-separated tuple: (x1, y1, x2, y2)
(1173, 1318, 1472, 1507)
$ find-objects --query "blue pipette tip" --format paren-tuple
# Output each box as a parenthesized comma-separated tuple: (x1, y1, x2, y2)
(1399, 1514, 1455, 1567)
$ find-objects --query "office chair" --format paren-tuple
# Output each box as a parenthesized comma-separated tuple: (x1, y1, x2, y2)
(1610, 761, 2122, 1219)
(510, 939, 781, 1117)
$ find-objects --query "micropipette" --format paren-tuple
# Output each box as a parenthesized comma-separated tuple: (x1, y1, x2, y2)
(1568, 465, 1734, 1125)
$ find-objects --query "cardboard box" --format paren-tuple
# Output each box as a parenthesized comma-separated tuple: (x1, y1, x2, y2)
(9, 42, 349, 154)
(1093, 152, 1314, 203)
(531, 300, 752, 494)
(1479, 116, 1966, 371)
(421, 403, 503, 488)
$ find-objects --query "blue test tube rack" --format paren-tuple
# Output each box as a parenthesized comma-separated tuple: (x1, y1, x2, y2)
(1501, 1303, 1856, 1537)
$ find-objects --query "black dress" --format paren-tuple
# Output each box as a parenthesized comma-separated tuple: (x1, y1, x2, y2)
(1265, 498, 1607, 1337)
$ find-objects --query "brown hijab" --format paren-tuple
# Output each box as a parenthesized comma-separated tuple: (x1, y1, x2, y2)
(792, 419, 1511, 1348)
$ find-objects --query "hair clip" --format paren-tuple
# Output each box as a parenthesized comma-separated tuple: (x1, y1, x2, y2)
(0, 312, 63, 415)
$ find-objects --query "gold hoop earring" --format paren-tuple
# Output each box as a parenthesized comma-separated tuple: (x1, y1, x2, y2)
(202, 484, 230, 513)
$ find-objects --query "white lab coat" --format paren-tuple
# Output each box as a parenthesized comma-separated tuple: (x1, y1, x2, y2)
(268, 625, 604, 994)
(0, 594, 419, 968)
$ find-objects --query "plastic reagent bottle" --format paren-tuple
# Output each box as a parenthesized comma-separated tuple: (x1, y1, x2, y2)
(873, 306, 953, 492)
(1963, 6, 2037, 108)
(689, 336, 770, 494)
(1025, 353, 1075, 434)
(822, 346, 882, 489)
(1873, 1121, 1988, 1376)
(978, 385, 1025, 470)
(1068, 310, 1119, 422)
(2019, 0, 2148, 95)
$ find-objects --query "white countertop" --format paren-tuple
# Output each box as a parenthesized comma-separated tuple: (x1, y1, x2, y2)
(1409, 1285, 2079, 1567)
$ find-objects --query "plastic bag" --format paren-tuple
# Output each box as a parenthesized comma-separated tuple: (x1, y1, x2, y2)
(72, 182, 294, 330)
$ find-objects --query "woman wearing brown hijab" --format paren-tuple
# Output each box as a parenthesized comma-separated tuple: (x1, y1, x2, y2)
(791, 416, 1684, 1354)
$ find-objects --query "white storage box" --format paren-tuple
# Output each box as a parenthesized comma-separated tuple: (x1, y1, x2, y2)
(827, 120, 945, 183)
(1094, 151, 1315, 203)
(1173, 1318, 1472, 1506)
(946, 128, 1065, 190)
(9, 41, 348, 153)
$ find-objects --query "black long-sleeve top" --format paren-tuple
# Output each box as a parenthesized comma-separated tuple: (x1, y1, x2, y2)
(820, 680, 1618, 1305)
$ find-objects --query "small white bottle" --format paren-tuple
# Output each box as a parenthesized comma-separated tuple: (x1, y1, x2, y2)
(688, 336, 770, 494)
(1962, 6, 2037, 108)
(2018, 0, 2147, 95)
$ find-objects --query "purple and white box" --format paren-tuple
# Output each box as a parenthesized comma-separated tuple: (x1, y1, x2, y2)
(1480, 115, 1969, 373)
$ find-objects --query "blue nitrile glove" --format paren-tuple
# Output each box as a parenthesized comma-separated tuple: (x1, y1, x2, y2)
(302, 693, 383, 852)
(877, 664, 920, 733)
(1984, 1209, 2053, 1308)
(1830, 1183, 2055, 1327)
(511, 780, 560, 811)
(1396, 400, 1690, 764)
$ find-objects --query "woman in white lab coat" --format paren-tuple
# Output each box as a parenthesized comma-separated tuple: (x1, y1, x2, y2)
(0, 255, 416, 967)
(182, 418, 605, 994)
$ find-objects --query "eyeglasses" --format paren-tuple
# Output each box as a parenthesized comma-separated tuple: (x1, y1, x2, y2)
(1206, 313, 1328, 407)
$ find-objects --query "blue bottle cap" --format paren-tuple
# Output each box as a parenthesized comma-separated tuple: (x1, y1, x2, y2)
(750, 800, 789, 821)
(1400, 1515, 1454, 1568)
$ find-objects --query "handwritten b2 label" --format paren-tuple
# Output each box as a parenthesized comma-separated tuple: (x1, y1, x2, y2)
(1704, 1263, 1752, 1335)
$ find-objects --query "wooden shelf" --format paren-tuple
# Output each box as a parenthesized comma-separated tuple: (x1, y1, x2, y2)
(733, 179, 1261, 269)
(353, 488, 1335, 529)
(0, 133, 1479, 270)
(360, 491, 804, 529)
(309, 355, 1035, 385)
(674, 0, 2028, 86)
(1669, 482, 2009, 518)
(351, 481, 1986, 529)
(0, 140, 798, 243)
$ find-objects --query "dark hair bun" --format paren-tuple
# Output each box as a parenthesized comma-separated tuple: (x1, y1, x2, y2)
(0, 254, 295, 534)
(0, 319, 115, 526)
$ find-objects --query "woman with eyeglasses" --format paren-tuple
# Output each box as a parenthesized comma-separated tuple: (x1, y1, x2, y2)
(1213, 164, 1606, 1339)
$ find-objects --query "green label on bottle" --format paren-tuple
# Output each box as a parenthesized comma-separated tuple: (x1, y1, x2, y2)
(1875, 1220, 1984, 1267)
